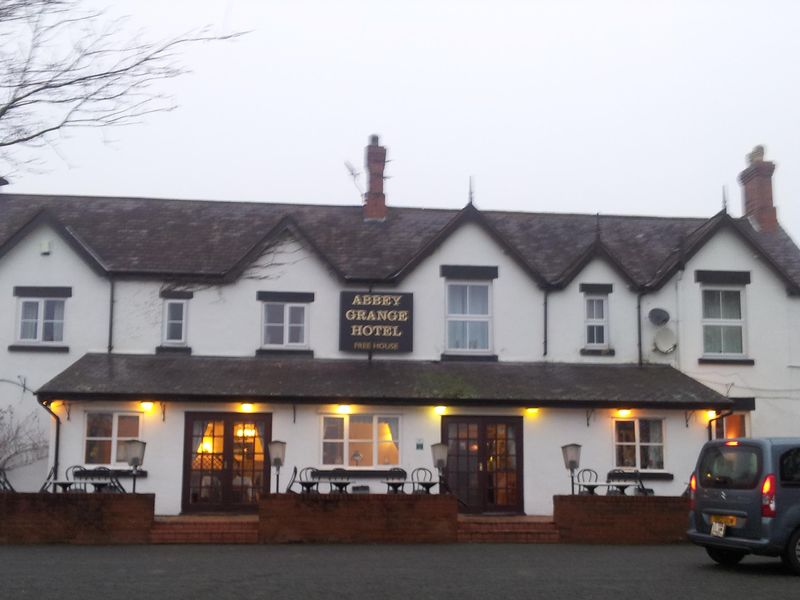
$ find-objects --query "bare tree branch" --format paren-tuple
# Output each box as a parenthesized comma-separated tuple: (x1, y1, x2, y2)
(0, 405, 47, 470)
(0, 0, 243, 169)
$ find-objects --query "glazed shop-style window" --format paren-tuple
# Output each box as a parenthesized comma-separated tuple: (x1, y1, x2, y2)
(446, 283, 491, 352)
(18, 298, 65, 343)
(322, 415, 400, 467)
(702, 288, 744, 356)
(263, 303, 307, 347)
(614, 419, 664, 470)
(85, 413, 140, 465)
(162, 299, 188, 344)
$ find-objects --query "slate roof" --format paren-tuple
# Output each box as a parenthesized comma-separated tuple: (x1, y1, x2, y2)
(37, 353, 731, 409)
(2, 193, 800, 291)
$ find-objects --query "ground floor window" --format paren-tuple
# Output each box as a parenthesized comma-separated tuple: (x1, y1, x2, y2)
(614, 419, 664, 470)
(84, 412, 140, 464)
(322, 414, 400, 467)
(712, 413, 747, 439)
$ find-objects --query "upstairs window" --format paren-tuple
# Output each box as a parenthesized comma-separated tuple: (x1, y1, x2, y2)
(263, 303, 307, 347)
(162, 300, 188, 345)
(446, 282, 491, 352)
(702, 288, 744, 356)
(18, 298, 65, 343)
(585, 295, 608, 348)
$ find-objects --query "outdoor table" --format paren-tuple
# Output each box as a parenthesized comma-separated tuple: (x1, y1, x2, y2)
(52, 481, 75, 493)
(579, 482, 631, 495)
(329, 480, 351, 493)
(381, 480, 407, 494)
(89, 481, 110, 493)
(299, 480, 319, 493)
(414, 481, 438, 494)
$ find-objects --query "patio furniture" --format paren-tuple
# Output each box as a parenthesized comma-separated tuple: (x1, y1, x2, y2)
(284, 466, 299, 493)
(605, 469, 653, 496)
(384, 467, 407, 493)
(298, 467, 320, 493)
(576, 468, 599, 495)
(328, 468, 350, 493)
(0, 468, 14, 492)
(411, 467, 437, 494)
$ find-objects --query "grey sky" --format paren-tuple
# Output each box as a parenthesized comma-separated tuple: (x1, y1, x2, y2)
(7, 0, 800, 241)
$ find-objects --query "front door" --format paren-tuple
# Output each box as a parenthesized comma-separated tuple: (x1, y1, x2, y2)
(442, 416, 523, 514)
(182, 413, 272, 512)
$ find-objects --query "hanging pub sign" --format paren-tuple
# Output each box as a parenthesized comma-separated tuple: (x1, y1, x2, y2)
(339, 291, 413, 353)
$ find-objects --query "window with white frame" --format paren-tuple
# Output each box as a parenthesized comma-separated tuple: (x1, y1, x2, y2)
(322, 414, 400, 467)
(585, 295, 608, 348)
(614, 419, 664, 470)
(446, 282, 491, 352)
(702, 288, 744, 356)
(84, 413, 141, 465)
(263, 302, 307, 347)
(162, 300, 188, 344)
(18, 298, 65, 343)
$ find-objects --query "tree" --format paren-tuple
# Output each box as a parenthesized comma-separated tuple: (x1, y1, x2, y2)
(0, 0, 240, 170)
(0, 405, 47, 471)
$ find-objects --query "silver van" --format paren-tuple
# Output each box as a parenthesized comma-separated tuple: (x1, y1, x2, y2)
(687, 438, 800, 574)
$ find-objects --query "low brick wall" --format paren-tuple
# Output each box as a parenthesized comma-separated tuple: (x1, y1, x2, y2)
(553, 495, 689, 544)
(0, 492, 155, 544)
(259, 493, 458, 543)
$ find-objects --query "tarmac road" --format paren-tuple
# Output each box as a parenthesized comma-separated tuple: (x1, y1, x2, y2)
(0, 543, 796, 600)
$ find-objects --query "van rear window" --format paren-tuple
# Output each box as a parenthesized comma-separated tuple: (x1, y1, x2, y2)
(698, 445, 761, 489)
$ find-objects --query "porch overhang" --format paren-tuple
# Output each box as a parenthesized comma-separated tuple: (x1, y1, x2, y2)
(36, 353, 732, 410)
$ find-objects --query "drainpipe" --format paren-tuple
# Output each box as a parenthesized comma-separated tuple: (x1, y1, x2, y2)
(37, 399, 61, 480)
(543, 290, 549, 357)
(107, 277, 115, 353)
(707, 409, 734, 441)
(637, 291, 644, 367)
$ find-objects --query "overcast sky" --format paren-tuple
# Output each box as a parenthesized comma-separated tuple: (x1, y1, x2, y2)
(6, 0, 800, 241)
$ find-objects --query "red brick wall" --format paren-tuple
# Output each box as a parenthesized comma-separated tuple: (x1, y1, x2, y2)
(0, 492, 155, 544)
(259, 493, 458, 543)
(553, 495, 689, 544)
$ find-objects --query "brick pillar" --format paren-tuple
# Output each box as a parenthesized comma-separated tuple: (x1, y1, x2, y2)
(739, 145, 778, 232)
(364, 135, 387, 221)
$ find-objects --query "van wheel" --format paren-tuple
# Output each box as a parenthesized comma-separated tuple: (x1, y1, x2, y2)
(706, 547, 745, 566)
(782, 529, 800, 575)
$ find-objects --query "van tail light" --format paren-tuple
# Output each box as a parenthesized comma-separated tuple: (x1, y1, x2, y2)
(689, 473, 697, 510)
(761, 474, 776, 518)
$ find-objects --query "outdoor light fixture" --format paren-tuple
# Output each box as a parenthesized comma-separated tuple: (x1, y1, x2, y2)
(616, 409, 632, 418)
(267, 440, 287, 492)
(120, 439, 146, 493)
(139, 401, 154, 412)
(561, 443, 582, 495)
(706, 410, 717, 420)
(431, 442, 448, 493)
(336, 404, 352, 414)
(434, 406, 447, 415)
(240, 402, 255, 413)
(526, 408, 540, 416)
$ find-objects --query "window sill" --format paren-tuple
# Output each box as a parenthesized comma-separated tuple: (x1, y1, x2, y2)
(698, 357, 755, 366)
(256, 348, 314, 358)
(440, 353, 498, 362)
(156, 345, 192, 355)
(8, 344, 69, 353)
(580, 348, 616, 356)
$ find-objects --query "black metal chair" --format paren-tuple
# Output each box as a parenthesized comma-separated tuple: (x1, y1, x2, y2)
(576, 468, 598, 495)
(284, 466, 299, 493)
(328, 468, 350, 493)
(0, 468, 14, 492)
(411, 467, 434, 494)
(298, 467, 319, 493)
(385, 467, 407, 493)
(64, 465, 89, 493)
(85, 467, 127, 493)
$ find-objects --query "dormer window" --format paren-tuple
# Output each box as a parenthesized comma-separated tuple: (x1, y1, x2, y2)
(579, 283, 613, 355)
(257, 291, 314, 351)
(163, 300, 188, 345)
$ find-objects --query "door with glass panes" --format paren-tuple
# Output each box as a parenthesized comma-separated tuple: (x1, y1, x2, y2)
(182, 413, 272, 512)
(441, 416, 523, 513)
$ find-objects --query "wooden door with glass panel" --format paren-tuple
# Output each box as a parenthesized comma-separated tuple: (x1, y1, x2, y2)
(441, 416, 523, 514)
(183, 413, 271, 512)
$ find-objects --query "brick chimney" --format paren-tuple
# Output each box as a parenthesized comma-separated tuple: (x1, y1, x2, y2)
(739, 145, 778, 232)
(364, 134, 387, 221)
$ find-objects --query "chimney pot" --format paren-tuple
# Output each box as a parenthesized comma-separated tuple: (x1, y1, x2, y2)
(739, 145, 778, 232)
(364, 134, 388, 221)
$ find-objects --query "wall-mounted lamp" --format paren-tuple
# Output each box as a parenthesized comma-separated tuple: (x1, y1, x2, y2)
(267, 440, 287, 492)
(705, 410, 718, 420)
(616, 409, 632, 418)
(139, 401, 154, 413)
(526, 408, 540, 416)
(336, 404, 352, 414)
(240, 402, 255, 413)
(434, 406, 447, 416)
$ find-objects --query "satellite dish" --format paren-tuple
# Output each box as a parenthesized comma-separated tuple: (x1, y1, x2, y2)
(654, 328, 677, 354)
(648, 308, 670, 326)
